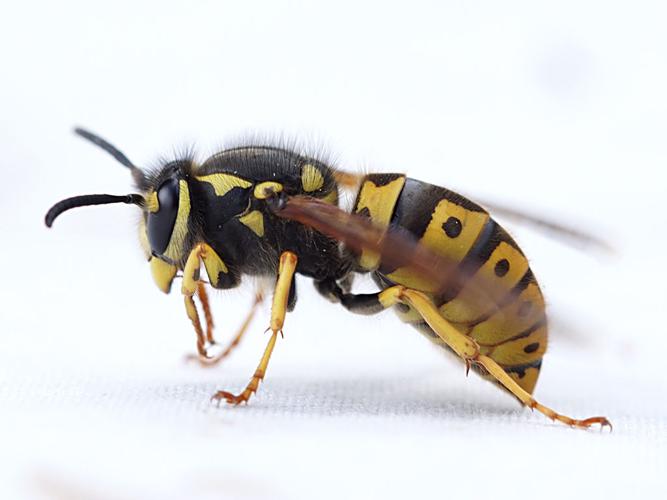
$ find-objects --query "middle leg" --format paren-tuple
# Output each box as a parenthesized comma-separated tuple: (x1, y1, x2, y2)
(186, 287, 265, 367)
(317, 278, 610, 429)
(211, 251, 298, 405)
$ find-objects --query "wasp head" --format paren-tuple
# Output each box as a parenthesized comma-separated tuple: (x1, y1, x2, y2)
(44, 129, 194, 267)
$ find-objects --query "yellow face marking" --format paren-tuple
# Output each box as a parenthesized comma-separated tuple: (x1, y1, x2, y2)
(138, 217, 151, 260)
(469, 282, 546, 345)
(197, 173, 252, 197)
(145, 191, 159, 213)
(150, 257, 178, 294)
(440, 242, 530, 324)
(254, 182, 283, 199)
(301, 164, 325, 192)
(355, 176, 406, 270)
(163, 180, 191, 262)
(238, 210, 265, 237)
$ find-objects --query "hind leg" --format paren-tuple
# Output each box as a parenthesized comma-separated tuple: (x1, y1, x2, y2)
(318, 278, 611, 429)
(380, 286, 611, 429)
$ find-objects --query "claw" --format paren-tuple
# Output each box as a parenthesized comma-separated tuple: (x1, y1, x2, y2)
(580, 416, 613, 431)
(209, 392, 223, 407)
(211, 389, 254, 406)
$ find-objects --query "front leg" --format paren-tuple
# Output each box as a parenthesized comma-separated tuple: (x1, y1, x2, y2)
(149, 253, 215, 359)
(212, 251, 298, 405)
(181, 242, 239, 360)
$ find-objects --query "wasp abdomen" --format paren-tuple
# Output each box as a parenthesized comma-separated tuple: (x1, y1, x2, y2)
(353, 174, 547, 394)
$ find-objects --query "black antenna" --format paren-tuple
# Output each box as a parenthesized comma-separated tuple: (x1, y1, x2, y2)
(74, 127, 146, 188)
(45, 194, 144, 228)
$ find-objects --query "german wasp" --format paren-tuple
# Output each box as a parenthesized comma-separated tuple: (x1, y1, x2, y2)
(45, 128, 610, 429)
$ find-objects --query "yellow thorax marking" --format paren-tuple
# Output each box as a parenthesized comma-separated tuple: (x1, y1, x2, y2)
(145, 191, 159, 213)
(254, 182, 283, 199)
(301, 164, 325, 192)
(197, 173, 252, 197)
(150, 257, 178, 294)
(238, 210, 265, 237)
(163, 180, 191, 262)
(355, 176, 406, 270)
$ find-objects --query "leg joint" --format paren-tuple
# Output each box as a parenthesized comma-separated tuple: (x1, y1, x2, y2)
(378, 285, 407, 308)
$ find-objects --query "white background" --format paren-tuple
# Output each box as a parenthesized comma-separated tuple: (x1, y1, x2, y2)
(1, 1, 666, 499)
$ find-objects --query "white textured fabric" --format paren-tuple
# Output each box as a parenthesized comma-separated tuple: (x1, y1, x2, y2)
(1, 1, 666, 498)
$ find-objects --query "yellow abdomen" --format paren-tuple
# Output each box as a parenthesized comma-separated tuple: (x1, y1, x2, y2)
(353, 174, 547, 394)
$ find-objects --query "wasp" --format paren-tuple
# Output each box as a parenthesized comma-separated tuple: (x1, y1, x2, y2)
(45, 128, 610, 429)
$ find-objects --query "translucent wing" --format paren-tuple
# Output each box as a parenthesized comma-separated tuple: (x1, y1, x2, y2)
(333, 169, 613, 254)
(474, 198, 614, 255)
(267, 193, 495, 296)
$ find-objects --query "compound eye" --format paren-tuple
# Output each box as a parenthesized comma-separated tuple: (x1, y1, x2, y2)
(147, 177, 180, 256)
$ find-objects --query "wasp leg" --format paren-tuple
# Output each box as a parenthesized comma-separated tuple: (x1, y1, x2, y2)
(315, 278, 385, 314)
(181, 242, 238, 361)
(181, 244, 214, 359)
(197, 282, 216, 344)
(189, 290, 265, 367)
(183, 293, 208, 359)
(211, 251, 298, 405)
(377, 286, 611, 430)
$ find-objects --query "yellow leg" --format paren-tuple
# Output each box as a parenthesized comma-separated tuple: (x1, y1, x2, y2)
(182, 244, 215, 359)
(379, 286, 611, 430)
(188, 290, 265, 367)
(197, 282, 216, 344)
(182, 242, 239, 361)
(184, 294, 208, 358)
(211, 251, 298, 405)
